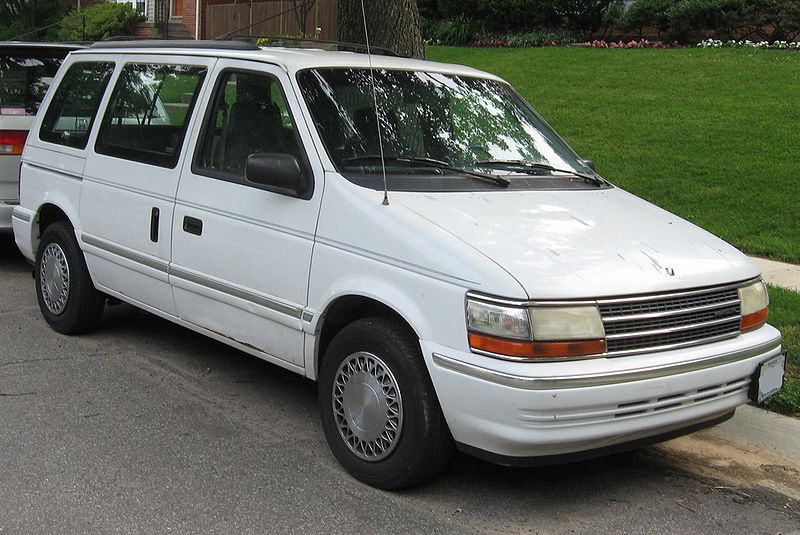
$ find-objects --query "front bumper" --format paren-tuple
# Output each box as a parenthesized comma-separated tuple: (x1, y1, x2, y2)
(10, 206, 34, 261)
(423, 324, 783, 460)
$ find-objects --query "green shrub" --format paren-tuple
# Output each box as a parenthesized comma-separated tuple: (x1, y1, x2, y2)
(667, 0, 748, 40)
(499, 29, 581, 46)
(553, 0, 623, 37)
(477, 0, 563, 32)
(600, 1, 626, 37)
(436, 0, 481, 20)
(59, 1, 142, 41)
(430, 17, 482, 45)
(425, 0, 800, 43)
(621, 0, 679, 36)
(746, 0, 800, 41)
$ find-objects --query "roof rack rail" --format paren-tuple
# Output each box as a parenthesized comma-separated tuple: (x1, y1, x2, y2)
(90, 39, 259, 51)
(230, 35, 401, 57)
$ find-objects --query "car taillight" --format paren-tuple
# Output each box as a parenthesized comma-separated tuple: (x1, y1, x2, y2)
(0, 130, 28, 155)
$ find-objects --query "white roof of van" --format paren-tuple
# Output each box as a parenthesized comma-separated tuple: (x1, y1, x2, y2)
(74, 41, 501, 80)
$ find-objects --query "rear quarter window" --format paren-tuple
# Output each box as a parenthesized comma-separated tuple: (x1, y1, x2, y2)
(39, 61, 115, 149)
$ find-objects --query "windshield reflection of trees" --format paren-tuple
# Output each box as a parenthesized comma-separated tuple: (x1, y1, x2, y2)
(0, 55, 63, 114)
(299, 68, 578, 174)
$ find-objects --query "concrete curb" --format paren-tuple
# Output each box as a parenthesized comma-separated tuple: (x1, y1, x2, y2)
(703, 404, 800, 464)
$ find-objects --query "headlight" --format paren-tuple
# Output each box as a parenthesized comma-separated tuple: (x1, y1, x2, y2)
(739, 280, 769, 332)
(466, 299, 531, 339)
(466, 297, 605, 360)
(531, 306, 604, 340)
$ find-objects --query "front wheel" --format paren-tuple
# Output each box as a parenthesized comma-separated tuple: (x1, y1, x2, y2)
(318, 317, 453, 490)
(35, 221, 105, 334)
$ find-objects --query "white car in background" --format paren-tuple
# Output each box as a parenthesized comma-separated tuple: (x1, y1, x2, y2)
(0, 42, 81, 234)
(12, 40, 785, 490)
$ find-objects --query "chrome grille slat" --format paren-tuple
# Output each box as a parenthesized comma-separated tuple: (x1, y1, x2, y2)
(600, 285, 742, 355)
(601, 299, 741, 323)
(605, 315, 742, 340)
(600, 289, 739, 318)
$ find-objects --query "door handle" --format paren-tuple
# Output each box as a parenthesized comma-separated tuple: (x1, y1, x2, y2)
(182, 216, 203, 236)
(150, 207, 160, 242)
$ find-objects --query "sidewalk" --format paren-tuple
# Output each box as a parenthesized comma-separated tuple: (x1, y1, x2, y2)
(750, 256, 800, 292)
(704, 405, 800, 464)
(709, 256, 800, 465)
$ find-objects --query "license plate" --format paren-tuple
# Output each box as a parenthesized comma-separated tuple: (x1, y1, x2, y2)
(751, 351, 786, 404)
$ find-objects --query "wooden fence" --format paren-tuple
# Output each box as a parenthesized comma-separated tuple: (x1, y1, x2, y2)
(206, 0, 337, 41)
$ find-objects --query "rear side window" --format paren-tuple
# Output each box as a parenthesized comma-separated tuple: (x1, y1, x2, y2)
(96, 63, 207, 168)
(39, 62, 114, 149)
(0, 51, 65, 115)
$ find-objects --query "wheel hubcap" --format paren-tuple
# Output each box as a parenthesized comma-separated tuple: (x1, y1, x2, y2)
(332, 351, 403, 462)
(39, 243, 70, 315)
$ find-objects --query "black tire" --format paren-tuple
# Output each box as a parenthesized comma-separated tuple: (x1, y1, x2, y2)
(318, 316, 453, 490)
(35, 221, 105, 334)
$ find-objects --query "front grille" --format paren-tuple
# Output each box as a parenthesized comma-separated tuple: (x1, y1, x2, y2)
(599, 286, 742, 355)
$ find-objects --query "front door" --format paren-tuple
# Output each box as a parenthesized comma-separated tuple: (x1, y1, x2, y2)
(170, 59, 323, 366)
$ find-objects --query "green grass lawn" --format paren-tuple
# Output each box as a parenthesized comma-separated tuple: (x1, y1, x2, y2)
(764, 286, 800, 416)
(427, 47, 800, 415)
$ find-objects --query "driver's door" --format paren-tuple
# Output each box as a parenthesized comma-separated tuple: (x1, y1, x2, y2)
(170, 60, 323, 366)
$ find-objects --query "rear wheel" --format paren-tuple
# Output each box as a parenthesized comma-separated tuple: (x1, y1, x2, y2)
(35, 221, 104, 334)
(319, 316, 453, 490)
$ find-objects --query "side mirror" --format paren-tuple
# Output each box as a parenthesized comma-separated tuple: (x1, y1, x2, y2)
(245, 153, 311, 199)
(581, 158, 596, 172)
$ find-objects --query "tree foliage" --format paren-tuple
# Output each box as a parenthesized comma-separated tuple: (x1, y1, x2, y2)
(423, 0, 800, 42)
(59, 1, 142, 41)
(425, 0, 623, 36)
(0, 0, 64, 41)
(621, 0, 800, 41)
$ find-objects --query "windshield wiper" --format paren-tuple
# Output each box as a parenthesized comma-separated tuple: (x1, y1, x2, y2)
(475, 159, 605, 187)
(341, 155, 511, 187)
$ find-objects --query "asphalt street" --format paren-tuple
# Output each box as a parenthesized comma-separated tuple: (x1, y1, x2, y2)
(1, 235, 798, 534)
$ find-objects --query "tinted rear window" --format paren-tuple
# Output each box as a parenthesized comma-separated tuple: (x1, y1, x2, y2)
(0, 51, 67, 115)
(40, 61, 115, 149)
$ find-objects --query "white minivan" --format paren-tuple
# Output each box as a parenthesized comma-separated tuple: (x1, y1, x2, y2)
(13, 40, 785, 489)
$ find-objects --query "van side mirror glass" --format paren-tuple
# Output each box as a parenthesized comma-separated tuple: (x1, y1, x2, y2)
(581, 158, 595, 171)
(245, 153, 311, 198)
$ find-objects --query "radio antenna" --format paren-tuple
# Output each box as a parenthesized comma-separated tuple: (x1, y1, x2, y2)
(359, 0, 389, 206)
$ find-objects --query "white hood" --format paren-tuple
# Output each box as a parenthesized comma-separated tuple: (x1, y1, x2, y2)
(394, 187, 759, 299)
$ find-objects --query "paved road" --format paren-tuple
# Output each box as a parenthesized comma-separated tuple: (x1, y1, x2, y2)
(1, 236, 798, 534)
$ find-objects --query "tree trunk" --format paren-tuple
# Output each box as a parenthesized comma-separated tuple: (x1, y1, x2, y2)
(337, 0, 425, 58)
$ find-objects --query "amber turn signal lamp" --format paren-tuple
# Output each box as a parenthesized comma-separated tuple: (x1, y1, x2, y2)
(740, 308, 768, 332)
(468, 332, 605, 359)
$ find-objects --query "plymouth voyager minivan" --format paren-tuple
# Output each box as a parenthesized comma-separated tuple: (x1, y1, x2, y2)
(13, 40, 785, 489)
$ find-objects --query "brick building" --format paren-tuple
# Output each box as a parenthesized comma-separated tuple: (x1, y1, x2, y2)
(113, 0, 336, 41)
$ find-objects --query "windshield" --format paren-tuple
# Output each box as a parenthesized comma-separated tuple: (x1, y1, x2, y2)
(0, 52, 65, 115)
(297, 68, 596, 191)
